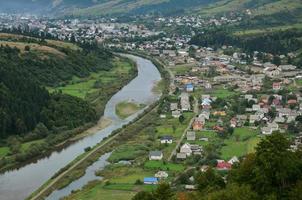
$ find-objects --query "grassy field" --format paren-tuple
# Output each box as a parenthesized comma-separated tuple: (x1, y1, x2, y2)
(21, 139, 45, 152)
(107, 144, 147, 163)
(49, 57, 135, 99)
(220, 127, 260, 160)
(64, 181, 136, 200)
(115, 101, 144, 119)
(198, 0, 302, 18)
(0, 41, 66, 57)
(144, 160, 184, 172)
(169, 64, 195, 75)
(0, 33, 80, 51)
(0, 147, 10, 157)
(211, 87, 238, 99)
(234, 23, 302, 36)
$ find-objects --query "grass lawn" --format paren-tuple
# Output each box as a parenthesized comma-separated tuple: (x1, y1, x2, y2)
(110, 171, 154, 184)
(0, 41, 66, 57)
(0, 147, 10, 158)
(247, 137, 262, 153)
(221, 140, 247, 160)
(232, 127, 259, 141)
(144, 160, 184, 172)
(21, 139, 45, 152)
(115, 101, 144, 119)
(220, 127, 260, 160)
(188, 130, 217, 146)
(49, 57, 135, 99)
(65, 182, 136, 200)
(108, 144, 148, 163)
(169, 64, 194, 75)
(211, 88, 237, 98)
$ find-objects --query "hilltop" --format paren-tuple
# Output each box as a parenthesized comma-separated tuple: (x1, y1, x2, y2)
(1, 0, 301, 22)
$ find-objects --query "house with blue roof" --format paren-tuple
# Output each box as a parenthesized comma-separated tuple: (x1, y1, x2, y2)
(186, 84, 194, 92)
(144, 177, 158, 185)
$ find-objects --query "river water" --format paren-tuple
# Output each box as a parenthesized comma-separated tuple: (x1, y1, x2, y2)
(0, 55, 161, 200)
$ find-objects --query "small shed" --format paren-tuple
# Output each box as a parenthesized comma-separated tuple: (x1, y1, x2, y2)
(186, 131, 196, 141)
(144, 177, 158, 185)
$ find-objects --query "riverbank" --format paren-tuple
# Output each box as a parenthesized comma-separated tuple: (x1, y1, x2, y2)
(0, 56, 137, 174)
(23, 54, 166, 200)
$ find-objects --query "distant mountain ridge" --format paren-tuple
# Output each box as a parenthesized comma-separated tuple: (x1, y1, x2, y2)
(0, 0, 218, 16)
(0, 0, 301, 20)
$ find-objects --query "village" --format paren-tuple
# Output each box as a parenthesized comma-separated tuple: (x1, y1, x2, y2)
(1, 11, 302, 195)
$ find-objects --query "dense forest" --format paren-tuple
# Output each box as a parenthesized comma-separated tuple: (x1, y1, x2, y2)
(190, 28, 302, 55)
(0, 44, 113, 138)
(133, 133, 302, 200)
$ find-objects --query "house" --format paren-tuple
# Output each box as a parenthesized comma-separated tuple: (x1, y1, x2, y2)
(185, 185, 197, 190)
(213, 126, 224, 132)
(228, 156, 239, 164)
(176, 152, 187, 159)
(261, 122, 279, 135)
(216, 160, 232, 170)
(172, 110, 181, 118)
(144, 177, 158, 185)
(274, 116, 285, 123)
(180, 93, 191, 111)
(186, 84, 194, 92)
(170, 103, 178, 111)
(230, 117, 237, 128)
(149, 151, 163, 160)
(288, 99, 297, 105)
(192, 120, 204, 131)
(273, 82, 281, 91)
(261, 127, 273, 135)
(180, 143, 192, 156)
(160, 136, 173, 144)
(279, 64, 297, 71)
(155, 171, 168, 179)
(264, 67, 280, 78)
(160, 114, 166, 119)
(199, 137, 209, 142)
(252, 104, 261, 111)
(249, 114, 261, 124)
(236, 115, 248, 126)
(186, 131, 196, 141)
(213, 111, 227, 116)
(200, 165, 209, 172)
(191, 144, 203, 155)
(200, 111, 210, 120)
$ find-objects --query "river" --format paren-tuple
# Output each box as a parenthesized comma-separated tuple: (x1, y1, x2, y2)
(0, 54, 161, 200)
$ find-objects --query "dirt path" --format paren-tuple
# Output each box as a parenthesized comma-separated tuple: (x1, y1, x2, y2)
(168, 98, 199, 161)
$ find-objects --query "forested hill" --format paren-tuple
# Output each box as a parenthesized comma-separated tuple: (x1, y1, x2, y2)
(1, 0, 301, 19)
(0, 41, 113, 139)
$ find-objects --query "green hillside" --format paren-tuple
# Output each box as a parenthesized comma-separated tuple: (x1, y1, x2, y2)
(1, 0, 301, 19)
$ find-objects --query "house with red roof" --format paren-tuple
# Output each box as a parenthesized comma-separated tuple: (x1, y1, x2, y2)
(216, 160, 232, 170)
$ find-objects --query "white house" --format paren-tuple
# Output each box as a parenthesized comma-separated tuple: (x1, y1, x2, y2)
(228, 156, 239, 164)
(160, 136, 173, 144)
(180, 143, 192, 156)
(172, 110, 181, 118)
(155, 171, 169, 179)
(149, 151, 163, 160)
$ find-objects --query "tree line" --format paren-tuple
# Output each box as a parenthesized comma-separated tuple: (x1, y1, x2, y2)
(0, 44, 114, 138)
(132, 133, 302, 200)
(190, 28, 302, 55)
